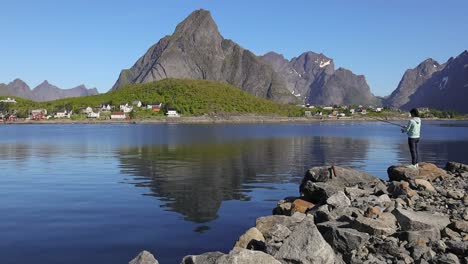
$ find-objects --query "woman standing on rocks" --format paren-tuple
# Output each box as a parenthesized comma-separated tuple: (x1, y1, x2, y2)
(402, 108, 421, 169)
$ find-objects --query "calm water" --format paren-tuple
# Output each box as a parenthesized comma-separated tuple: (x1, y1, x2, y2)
(1, 121, 467, 264)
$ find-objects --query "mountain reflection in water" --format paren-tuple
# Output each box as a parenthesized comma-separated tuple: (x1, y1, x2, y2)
(117, 136, 370, 222)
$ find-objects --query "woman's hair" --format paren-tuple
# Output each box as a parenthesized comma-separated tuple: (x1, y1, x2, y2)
(410, 108, 420, 117)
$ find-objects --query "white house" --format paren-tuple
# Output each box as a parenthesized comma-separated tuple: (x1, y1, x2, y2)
(111, 112, 126, 119)
(0, 97, 17, 103)
(101, 104, 112, 112)
(132, 101, 142, 107)
(54, 109, 72, 118)
(120, 104, 133, 113)
(166, 110, 180, 117)
(375, 107, 383, 112)
(349, 109, 355, 115)
(147, 102, 162, 112)
(83, 106, 93, 114)
(322, 106, 333, 110)
(87, 111, 100, 118)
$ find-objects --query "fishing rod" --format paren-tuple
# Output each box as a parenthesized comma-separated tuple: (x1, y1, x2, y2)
(367, 116, 406, 128)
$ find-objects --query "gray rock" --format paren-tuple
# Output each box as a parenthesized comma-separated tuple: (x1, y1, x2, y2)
(442, 227, 462, 241)
(351, 213, 397, 236)
(274, 216, 335, 264)
(445, 240, 468, 257)
(234, 227, 265, 249)
(432, 253, 461, 264)
(445, 162, 468, 173)
(317, 221, 370, 253)
(181, 252, 225, 264)
(326, 191, 351, 208)
(182, 248, 281, 264)
(255, 215, 303, 239)
(392, 208, 450, 231)
(345, 186, 371, 200)
(399, 227, 440, 244)
(129, 251, 159, 264)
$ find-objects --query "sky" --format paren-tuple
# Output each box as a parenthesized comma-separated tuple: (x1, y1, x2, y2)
(1, 0, 467, 96)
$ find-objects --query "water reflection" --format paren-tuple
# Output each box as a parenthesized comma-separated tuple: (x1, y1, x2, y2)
(117, 136, 370, 223)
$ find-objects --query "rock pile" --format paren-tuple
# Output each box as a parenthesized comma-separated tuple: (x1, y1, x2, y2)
(130, 161, 468, 264)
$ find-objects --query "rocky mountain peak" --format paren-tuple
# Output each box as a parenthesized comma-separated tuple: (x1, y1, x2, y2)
(10, 78, 28, 87)
(173, 9, 221, 43)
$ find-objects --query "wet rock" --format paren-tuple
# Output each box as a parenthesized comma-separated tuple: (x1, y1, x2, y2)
(129, 251, 159, 264)
(392, 208, 450, 231)
(326, 191, 351, 208)
(234, 227, 265, 249)
(351, 213, 397, 236)
(388, 162, 448, 182)
(274, 216, 335, 264)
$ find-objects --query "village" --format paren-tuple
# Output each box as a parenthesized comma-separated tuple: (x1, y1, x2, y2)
(0, 98, 181, 122)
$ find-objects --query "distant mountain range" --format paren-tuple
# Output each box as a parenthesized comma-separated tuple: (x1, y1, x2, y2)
(2, 9, 467, 112)
(0, 79, 98, 102)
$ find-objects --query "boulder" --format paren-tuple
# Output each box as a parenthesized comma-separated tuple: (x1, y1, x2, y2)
(351, 213, 397, 236)
(326, 191, 351, 208)
(273, 198, 293, 216)
(181, 252, 224, 264)
(344, 186, 371, 200)
(387, 162, 449, 182)
(387, 181, 418, 198)
(129, 251, 159, 264)
(414, 179, 436, 193)
(182, 248, 281, 264)
(445, 161, 468, 173)
(449, 220, 468, 233)
(399, 227, 441, 244)
(255, 214, 304, 239)
(445, 240, 468, 257)
(431, 253, 461, 264)
(234, 227, 265, 249)
(392, 208, 450, 231)
(300, 166, 380, 202)
(316, 221, 370, 253)
(291, 199, 314, 214)
(274, 216, 336, 264)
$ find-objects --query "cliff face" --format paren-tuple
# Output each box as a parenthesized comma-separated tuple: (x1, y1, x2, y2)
(386, 50, 468, 113)
(112, 9, 296, 104)
(260, 51, 381, 106)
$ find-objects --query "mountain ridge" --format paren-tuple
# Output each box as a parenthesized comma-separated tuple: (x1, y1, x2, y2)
(0, 79, 98, 101)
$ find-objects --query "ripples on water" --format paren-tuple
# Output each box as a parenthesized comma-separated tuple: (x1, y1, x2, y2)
(1, 121, 467, 263)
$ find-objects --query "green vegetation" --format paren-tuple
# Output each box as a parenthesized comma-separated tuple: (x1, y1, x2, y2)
(0, 79, 304, 118)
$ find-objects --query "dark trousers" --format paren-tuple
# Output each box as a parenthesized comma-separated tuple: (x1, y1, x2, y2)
(408, 138, 420, 165)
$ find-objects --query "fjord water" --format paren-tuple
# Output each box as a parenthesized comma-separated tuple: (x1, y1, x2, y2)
(1, 121, 467, 264)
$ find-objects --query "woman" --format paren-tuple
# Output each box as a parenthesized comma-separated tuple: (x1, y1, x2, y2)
(402, 108, 421, 169)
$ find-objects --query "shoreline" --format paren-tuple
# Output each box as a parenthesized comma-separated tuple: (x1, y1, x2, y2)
(1, 115, 466, 125)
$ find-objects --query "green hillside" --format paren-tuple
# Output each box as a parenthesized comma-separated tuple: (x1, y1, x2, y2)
(0, 79, 304, 118)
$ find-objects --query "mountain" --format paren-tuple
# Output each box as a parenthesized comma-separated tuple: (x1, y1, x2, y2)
(32, 81, 98, 101)
(260, 51, 381, 106)
(0, 79, 98, 101)
(112, 9, 296, 104)
(386, 58, 441, 108)
(0, 79, 35, 100)
(386, 50, 468, 113)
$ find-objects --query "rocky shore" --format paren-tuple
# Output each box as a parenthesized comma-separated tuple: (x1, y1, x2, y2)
(129, 161, 468, 264)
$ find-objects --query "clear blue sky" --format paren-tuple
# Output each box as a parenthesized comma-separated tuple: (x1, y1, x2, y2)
(1, 0, 467, 96)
